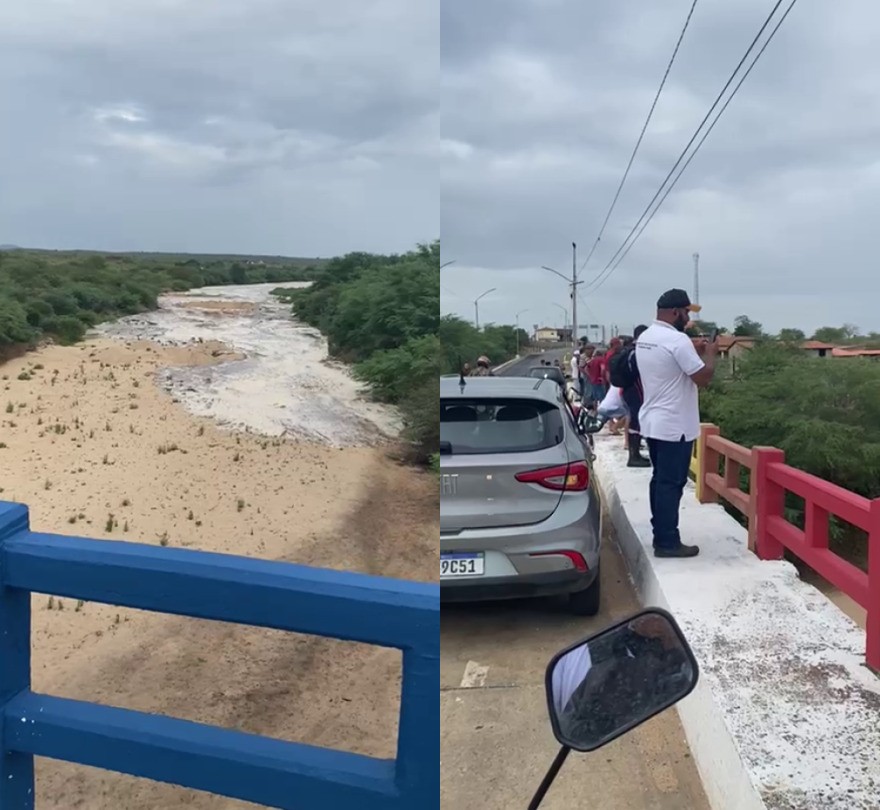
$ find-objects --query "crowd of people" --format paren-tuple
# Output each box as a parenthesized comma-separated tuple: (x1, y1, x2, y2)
(567, 289, 719, 559)
(567, 334, 650, 468)
(462, 287, 718, 561)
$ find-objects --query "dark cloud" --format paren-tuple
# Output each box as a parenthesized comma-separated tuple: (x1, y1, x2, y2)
(441, 0, 880, 334)
(0, 0, 437, 255)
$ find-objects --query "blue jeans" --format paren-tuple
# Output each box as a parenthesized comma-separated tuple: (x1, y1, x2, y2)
(646, 437, 694, 550)
(590, 383, 606, 404)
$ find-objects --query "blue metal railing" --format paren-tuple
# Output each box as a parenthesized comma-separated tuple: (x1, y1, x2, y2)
(0, 501, 439, 809)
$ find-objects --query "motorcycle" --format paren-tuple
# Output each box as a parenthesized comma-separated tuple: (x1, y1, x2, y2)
(528, 607, 699, 809)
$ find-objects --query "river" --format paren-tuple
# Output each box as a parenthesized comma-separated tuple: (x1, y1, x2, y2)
(94, 282, 401, 446)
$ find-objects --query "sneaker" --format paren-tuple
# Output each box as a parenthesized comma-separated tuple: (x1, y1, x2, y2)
(653, 544, 700, 558)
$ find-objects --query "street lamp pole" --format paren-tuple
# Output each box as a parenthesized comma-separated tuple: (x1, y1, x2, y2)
(474, 287, 496, 330)
(551, 303, 568, 342)
(515, 308, 529, 357)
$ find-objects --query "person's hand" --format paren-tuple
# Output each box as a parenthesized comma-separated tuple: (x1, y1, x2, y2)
(703, 338, 719, 357)
(693, 338, 709, 356)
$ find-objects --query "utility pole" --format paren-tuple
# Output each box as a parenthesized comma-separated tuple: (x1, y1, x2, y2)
(692, 252, 700, 312)
(540, 241, 582, 350)
(571, 242, 578, 347)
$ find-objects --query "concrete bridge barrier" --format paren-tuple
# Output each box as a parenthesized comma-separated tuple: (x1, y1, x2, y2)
(0, 501, 439, 809)
(593, 433, 880, 810)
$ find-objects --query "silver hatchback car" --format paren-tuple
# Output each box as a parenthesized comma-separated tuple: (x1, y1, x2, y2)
(439, 375, 602, 615)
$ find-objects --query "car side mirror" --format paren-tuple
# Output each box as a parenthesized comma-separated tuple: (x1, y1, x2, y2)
(546, 608, 698, 752)
(528, 609, 698, 809)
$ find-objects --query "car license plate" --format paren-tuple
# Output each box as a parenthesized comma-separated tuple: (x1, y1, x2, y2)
(440, 553, 485, 578)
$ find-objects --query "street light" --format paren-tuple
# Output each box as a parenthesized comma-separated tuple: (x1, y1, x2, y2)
(541, 265, 569, 283)
(440, 260, 456, 269)
(515, 308, 529, 357)
(474, 287, 496, 330)
(551, 303, 568, 341)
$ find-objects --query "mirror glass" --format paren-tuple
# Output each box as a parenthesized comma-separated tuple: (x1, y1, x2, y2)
(546, 609, 697, 752)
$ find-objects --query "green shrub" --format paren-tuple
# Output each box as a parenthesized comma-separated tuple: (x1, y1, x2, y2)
(0, 251, 326, 349)
(354, 335, 440, 403)
(701, 343, 880, 563)
(400, 376, 439, 464)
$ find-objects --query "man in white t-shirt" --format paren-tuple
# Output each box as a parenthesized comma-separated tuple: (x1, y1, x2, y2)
(569, 350, 580, 387)
(636, 289, 718, 558)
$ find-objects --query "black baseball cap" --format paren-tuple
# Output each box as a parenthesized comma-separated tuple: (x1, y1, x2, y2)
(657, 288, 701, 313)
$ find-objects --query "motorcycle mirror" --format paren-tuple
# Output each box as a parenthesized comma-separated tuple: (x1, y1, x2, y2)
(528, 608, 699, 810)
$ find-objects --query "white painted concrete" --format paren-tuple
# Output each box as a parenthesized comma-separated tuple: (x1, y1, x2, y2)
(593, 433, 880, 810)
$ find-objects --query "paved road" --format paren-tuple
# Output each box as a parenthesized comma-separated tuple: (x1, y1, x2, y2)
(499, 349, 568, 377)
(440, 535, 710, 810)
(441, 352, 709, 808)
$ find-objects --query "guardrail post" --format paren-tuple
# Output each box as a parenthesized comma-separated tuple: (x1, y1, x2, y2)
(697, 424, 720, 505)
(753, 447, 786, 561)
(746, 448, 758, 554)
(866, 499, 880, 672)
(395, 646, 440, 805)
(0, 502, 35, 808)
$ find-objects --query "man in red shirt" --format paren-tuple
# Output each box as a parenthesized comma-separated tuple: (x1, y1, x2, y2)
(586, 349, 607, 408)
(603, 337, 623, 388)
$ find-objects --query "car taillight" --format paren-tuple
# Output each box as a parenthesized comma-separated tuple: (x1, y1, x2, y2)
(515, 461, 589, 491)
(528, 550, 589, 572)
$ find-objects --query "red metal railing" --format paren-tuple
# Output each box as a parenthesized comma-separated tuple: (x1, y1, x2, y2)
(694, 423, 880, 671)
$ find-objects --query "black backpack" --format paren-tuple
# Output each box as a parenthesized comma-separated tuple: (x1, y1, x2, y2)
(608, 346, 638, 388)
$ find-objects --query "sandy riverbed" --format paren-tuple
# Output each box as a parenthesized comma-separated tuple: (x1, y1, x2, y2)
(0, 287, 436, 809)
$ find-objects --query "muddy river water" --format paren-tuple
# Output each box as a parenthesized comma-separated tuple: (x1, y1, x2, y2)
(95, 281, 401, 445)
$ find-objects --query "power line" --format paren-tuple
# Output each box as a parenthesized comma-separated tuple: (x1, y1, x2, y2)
(588, 0, 798, 294)
(583, 0, 793, 294)
(580, 0, 701, 274)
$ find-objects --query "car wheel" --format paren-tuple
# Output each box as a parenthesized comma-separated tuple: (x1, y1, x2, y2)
(567, 570, 600, 616)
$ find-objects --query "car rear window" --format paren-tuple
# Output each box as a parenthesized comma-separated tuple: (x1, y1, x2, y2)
(527, 367, 564, 384)
(440, 398, 564, 454)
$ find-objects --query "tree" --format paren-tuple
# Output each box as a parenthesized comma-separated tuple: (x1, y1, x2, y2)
(777, 328, 805, 343)
(690, 319, 727, 337)
(0, 299, 37, 345)
(699, 343, 880, 565)
(812, 325, 859, 344)
(230, 263, 247, 284)
(733, 315, 763, 337)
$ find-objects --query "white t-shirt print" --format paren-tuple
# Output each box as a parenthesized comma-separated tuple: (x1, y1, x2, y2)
(635, 321, 705, 442)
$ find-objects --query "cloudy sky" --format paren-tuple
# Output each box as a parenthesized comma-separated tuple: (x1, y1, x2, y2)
(0, 0, 437, 257)
(441, 0, 880, 336)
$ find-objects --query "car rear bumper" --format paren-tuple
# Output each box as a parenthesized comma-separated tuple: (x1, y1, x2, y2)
(440, 567, 597, 603)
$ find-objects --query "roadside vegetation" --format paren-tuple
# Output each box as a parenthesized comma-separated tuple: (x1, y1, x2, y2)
(0, 249, 324, 350)
(700, 340, 880, 564)
(275, 242, 440, 465)
(691, 314, 880, 346)
(438, 317, 525, 374)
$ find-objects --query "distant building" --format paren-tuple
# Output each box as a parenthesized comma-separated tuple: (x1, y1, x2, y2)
(799, 340, 837, 358)
(534, 327, 560, 343)
(831, 347, 880, 359)
(710, 336, 836, 360)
